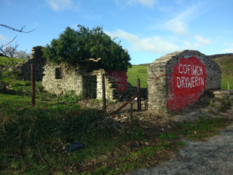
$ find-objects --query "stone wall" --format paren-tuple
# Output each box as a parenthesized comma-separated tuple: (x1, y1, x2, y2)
(147, 50, 223, 114)
(42, 60, 118, 102)
(8, 46, 231, 111)
(6, 47, 46, 81)
(41, 60, 147, 102)
(2, 46, 143, 102)
(206, 53, 233, 60)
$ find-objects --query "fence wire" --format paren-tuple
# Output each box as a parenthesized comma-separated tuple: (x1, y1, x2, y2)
(0, 64, 99, 111)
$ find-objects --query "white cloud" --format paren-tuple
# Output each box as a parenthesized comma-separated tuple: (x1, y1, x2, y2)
(0, 34, 7, 41)
(157, 5, 173, 12)
(137, 0, 158, 8)
(114, 0, 158, 8)
(164, 3, 205, 36)
(175, 0, 185, 5)
(71, 24, 78, 30)
(181, 35, 211, 50)
(194, 35, 211, 45)
(45, 0, 80, 11)
(182, 41, 196, 50)
(221, 43, 233, 53)
(104, 29, 180, 55)
(148, 1, 212, 36)
(165, 20, 189, 36)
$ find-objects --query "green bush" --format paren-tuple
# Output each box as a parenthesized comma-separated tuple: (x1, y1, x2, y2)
(22, 81, 31, 86)
(11, 82, 22, 87)
(1, 70, 19, 80)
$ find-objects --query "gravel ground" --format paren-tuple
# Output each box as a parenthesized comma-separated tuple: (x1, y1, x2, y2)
(120, 123, 233, 175)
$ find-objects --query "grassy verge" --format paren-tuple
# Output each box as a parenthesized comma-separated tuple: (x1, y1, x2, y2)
(1, 91, 233, 175)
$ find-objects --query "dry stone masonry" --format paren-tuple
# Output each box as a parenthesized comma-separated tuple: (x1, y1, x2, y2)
(209, 89, 233, 111)
(5, 47, 46, 81)
(41, 57, 146, 103)
(2, 46, 145, 103)
(147, 50, 224, 114)
(42, 61, 121, 102)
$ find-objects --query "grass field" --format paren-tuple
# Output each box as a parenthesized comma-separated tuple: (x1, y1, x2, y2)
(0, 55, 233, 175)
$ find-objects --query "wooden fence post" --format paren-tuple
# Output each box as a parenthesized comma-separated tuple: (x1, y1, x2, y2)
(102, 74, 106, 111)
(228, 82, 230, 90)
(130, 103, 133, 121)
(137, 75, 141, 111)
(31, 64, 35, 107)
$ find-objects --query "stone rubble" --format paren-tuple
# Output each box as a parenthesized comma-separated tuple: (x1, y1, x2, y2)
(76, 89, 233, 131)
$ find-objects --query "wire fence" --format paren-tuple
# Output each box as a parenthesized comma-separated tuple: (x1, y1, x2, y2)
(0, 63, 142, 118)
(227, 81, 231, 90)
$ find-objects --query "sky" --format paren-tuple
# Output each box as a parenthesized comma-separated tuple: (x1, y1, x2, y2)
(0, 0, 233, 65)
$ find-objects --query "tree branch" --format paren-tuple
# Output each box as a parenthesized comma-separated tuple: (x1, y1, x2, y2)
(76, 57, 101, 62)
(0, 24, 35, 78)
(0, 36, 17, 49)
(0, 24, 35, 33)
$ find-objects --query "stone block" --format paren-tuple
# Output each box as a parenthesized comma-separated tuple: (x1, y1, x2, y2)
(212, 90, 231, 95)
(215, 95, 229, 99)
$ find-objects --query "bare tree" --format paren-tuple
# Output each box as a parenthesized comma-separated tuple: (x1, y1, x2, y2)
(16, 50, 31, 59)
(2, 45, 17, 58)
(0, 24, 35, 78)
(2, 45, 30, 59)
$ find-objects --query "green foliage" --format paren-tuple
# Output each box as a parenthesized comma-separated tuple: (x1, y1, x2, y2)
(33, 46, 47, 61)
(1, 69, 19, 80)
(41, 24, 132, 73)
(69, 104, 81, 111)
(22, 81, 31, 86)
(48, 104, 68, 113)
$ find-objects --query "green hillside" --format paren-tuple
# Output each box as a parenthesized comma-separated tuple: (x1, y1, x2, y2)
(0, 56, 26, 68)
(213, 56, 233, 90)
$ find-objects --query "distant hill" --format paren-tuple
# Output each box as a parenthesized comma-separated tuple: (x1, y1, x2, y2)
(0, 53, 9, 57)
(132, 63, 150, 66)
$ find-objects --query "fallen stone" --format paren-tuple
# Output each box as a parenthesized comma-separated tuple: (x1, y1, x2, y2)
(211, 99, 224, 110)
(209, 106, 221, 114)
(199, 108, 221, 118)
(211, 90, 231, 95)
(219, 112, 231, 117)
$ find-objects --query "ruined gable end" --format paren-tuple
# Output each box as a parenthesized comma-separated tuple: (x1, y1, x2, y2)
(147, 50, 222, 113)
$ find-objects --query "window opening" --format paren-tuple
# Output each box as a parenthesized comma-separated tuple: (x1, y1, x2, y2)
(55, 67, 62, 79)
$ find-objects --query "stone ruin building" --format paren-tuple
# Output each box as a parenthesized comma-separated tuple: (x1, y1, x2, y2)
(6, 46, 233, 113)
(6, 46, 146, 103)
